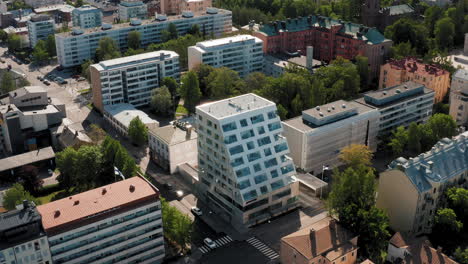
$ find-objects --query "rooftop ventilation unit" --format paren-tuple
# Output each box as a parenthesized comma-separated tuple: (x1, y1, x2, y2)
(206, 7, 218, 14)
(342, 104, 346, 108)
(130, 18, 142, 26)
(395, 89, 401, 94)
(72, 28, 84, 35)
(155, 14, 167, 21)
(182, 11, 194, 18)
(101, 23, 112, 30)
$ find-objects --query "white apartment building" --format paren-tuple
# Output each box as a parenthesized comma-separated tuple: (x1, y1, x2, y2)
(188, 35, 264, 77)
(72, 5, 103, 29)
(55, 8, 232, 67)
(119, 1, 148, 21)
(37, 176, 165, 264)
(27, 15, 55, 48)
(196, 94, 299, 229)
(356, 81, 435, 135)
(90, 51, 180, 111)
(449, 69, 468, 127)
(24, 0, 63, 8)
(282, 100, 380, 175)
(103, 103, 159, 137)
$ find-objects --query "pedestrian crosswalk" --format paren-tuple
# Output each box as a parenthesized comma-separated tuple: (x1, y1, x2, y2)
(246, 237, 279, 260)
(199, 235, 234, 254)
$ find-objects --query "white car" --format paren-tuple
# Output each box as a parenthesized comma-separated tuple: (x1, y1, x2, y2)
(204, 238, 216, 249)
(191, 207, 202, 216)
(47, 169, 53, 176)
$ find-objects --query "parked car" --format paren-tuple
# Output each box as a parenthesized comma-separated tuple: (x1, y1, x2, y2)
(47, 169, 53, 176)
(72, 74, 80, 79)
(77, 77, 86, 81)
(163, 183, 173, 190)
(191, 207, 202, 216)
(204, 238, 216, 249)
(43, 80, 50, 86)
(56, 66, 63, 71)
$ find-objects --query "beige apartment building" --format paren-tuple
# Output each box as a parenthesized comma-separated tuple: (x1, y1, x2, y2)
(160, 0, 212, 15)
(377, 131, 468, 236)
(449, 69, 468, 127)
(379, 57, 450, 103)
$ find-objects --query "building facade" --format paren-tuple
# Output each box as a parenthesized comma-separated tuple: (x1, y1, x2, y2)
(379, 57, 450, 103)
(24, 0, 63, 8)
(56, 8, 232, 67)
(72, 5, 102, 29)
(118, 1, 148, 21)
(196, 94, 299, 229)
(27, 15, 55, 48)
(280, 217, 358, 264)
(188, 35, 264, 77)
(160, 0, 212, 15)
(356, 81, 434, 135)
(103, 103, 159, 137)
(361, 0, 415, 32)
(252, 15, 392, 81)
(149, 120, 198, 174)
(90, 51, 180, 111)
(377, 132, 468, 235)
(0, 201, 53, 264)
(449, 69, 468, 127)
(282, 100, 380, 175)
(37, 176, 165, 264)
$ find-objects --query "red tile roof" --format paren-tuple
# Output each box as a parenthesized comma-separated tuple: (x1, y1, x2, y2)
(37, 176, 159, 233)
(387, 57, 449, 77)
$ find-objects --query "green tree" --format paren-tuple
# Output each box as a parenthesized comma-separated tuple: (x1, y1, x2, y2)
(355, 55, 369, 89)
(206, 67, 242, 99)
(314, 57, 360, 100)
(7, 34, 21, 52)
(1, 71, 15, 94)
(96, 37, 121, 61)
(277, 104, 288, 120)
(161, 77, 179, 98)
(446, 187, 468, 220)
(424, 6, 444, 37)
(193, 63, 215, 96)
(32, 40, 49, 64)
(407, 122, 421, 154)
(187, 24, 200, 36)
(435, 17, 456, 50)
(161, 198, 193, 252)
(435, 208, 463, 233)
(75, 145, 103, 191)
(75, 0, 84, 7)
(426, 113, 456, 141)
(127, 30, 141, 50)
(56, 147, 79, 189)
(391, 41, 417, 59)
(244, 72, 268, 94)
(3, 183, 40, 210)
(384, 18, 428, 55)
(151, 86, 173, 116)
(339, 144, 373, 168)
(180, 71, 201, 113)
(81, 60, 93, 82)
(0, 29, 8, 42)
(163, 23, 178, 41)
(128, 116, 148, 146)
(46, 35, 56, 57)
(148, 34, 202, 70)
(122, 157, 136, 178)
(291, 94, 303, 117)
(388, 126, 408, 156)
(454, 247, 468, 264)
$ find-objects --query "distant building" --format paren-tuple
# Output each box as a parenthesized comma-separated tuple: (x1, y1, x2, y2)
(449, 69, 468, 127)
(149, 120, 198, 174)
(34, 4, 74, 23)
(0, 147, 55, 179)
(361, 0, 415, 32)
(252, 15, 392, 81)
(377, 132, 468, 235)
(196, 94, 299, 229)
(57, 122, 92, 149)
(188, 35, 264, 78)
(379, 57, 450, 103)
(280, 217, 358, 264)
(387, 232, 458, 264)
(118, 1, 148, 21)
(27, 14, 55, 48)
(0, 86, 66, 155)
(356, 81, 434, 135)
(24, 0, 63, 8)
(90, 51, 180, 111)
(103, 103, 159, 138)
(0, 201, 53, 264)
(160, 0, 212, 15)
(282, 100, 379, 175)
(55, 8, 232, 67)
(263, 52, 323, 77)
(72, 5, 102, 29)
(37, 176, 165, 264)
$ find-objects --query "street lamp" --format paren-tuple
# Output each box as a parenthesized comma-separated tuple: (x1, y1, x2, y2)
(320, 165, 329, 199)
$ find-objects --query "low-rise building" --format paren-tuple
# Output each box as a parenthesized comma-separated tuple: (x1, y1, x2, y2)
(263, 52, 323, 77)
(103, 103, 159, 137)
(449, 69, 468, 127)
(0, 201, 53, 264)
(118, 1, 148, 21)
(379, 57, 450, 103)
(188, 35, 263, 78)
(282, 100, 380, 175)
(27, 15, 55, 48)
(280, 217, 358, 264)
(0, 147, 55, 180)
(72, 5, 102, 29)
(387, 232, 458, 264)
(356, 81, 434, 135)
(161, 0, 212, 15)
(149, 120, 198, 174)
(24, 0, 63, 8)
(377, 132, 468, 236)
(90, 51, 180, 111)
(37, 176, 165, 264)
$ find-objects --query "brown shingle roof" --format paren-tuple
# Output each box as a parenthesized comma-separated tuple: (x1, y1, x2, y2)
(390, 232, 410, 247)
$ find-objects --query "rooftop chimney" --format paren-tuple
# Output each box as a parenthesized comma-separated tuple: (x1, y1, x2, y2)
(306, 46, 314, 70)
(129, 185, 135, 192)
(186, 124, 192, 140)
(22, 200, 29, 210)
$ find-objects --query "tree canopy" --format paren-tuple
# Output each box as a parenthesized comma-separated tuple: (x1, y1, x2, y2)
(1, 71, 15, 94)
(128, 116, 148, 146)
(339, 144, 373, 168)
(3, 183, 40, 210)
(96, 37, 121, 61)
(151, 86, 173, 116)
(180, 71, 201, 113)
(127, 31, 141, 50)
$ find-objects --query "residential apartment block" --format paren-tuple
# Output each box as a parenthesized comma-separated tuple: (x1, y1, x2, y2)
(55, 8, 232, 67)
(280, 217, 358, 264)
(27, 15, 55, 48)
(149, 120, 198, 174)
(356, 81, 434, 135)
(103, 103, 159, 137)
(449, 69, 468, 127)
(252, 15, 392, 80)
(161, 0, 212, 15)
(188, 35, 264, 77)
(282, 100, 380, 175)
(72, 5, 103, 29)
(0, 201, 53, 264)
(377, 132, 468, 235)
(379, 57, 450, 103)
(118, 1, 148, 21)
(90, 51, 180, 111)
(37, 176, 165, 264)
(196, 94, 299, 229)
(24, 0, 63, 8)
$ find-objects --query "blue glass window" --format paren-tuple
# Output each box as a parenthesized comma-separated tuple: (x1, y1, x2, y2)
(247, 152, 261, 162)
(246, 141, 255, 150)
(267, 111, 277, 119)
(257, 126, 265, 135)
(240, 119, 248, 127)
(253, 163, 262, 172)
(254, 174, 268, 184)
(268, 122, 281, 131)
(224, 134, 237, 144)
(222, 122, 237, 132)
(271, 180, 284, 191)
(264, 158, 278, 168)
(260, 185, 268, 195)
(243, 190, 258, 201)
(250, 114, 265, 124)
(274, 142, 288, 153)
(281, 164, 294, 175)
(257, 136, 271, 146)
(264, 148, 272, 157)
(241, 129, 255, 139)
(239, 179, 251, 190)
(270, 169, 279, 178)
(229, 145, 244, 155)
(231, 157, 244, 167)
(236, 167, 251, 178)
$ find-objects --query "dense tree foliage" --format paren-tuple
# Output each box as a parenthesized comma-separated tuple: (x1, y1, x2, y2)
(180, 71, 202, 113)
(32, 40, 49, 63)
(148, 34, 203, 70)
(81, 60, 93, 82)
(455, 247, 468, 264)
(7, 34, 21, 52)
(161, 198, 193, 252)
(151, 86, 173, 116)
(127, 31, 141, 50)
(161, 77, 179, 98)
(1, 71, 15, 94)
(96, 37, 121, 61)
(3, 183, 40, 210)
(339, 144, 373, 168)
(128, 117, 148, 146)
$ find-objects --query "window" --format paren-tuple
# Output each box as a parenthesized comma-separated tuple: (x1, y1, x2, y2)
(247, 152, 261, 162)
(243, 189, 258, 201)
(270, 169, 279, 178)
(231, 157, 244, 167)
(253, 163, 262, 172)
(268, 122, 281, 131)
(250, 114, 264, 124)
(257, 136, 271, 146)
(273, 188, 291, 200)
(241, 129, 255, 139)
(239, 179, 251, 190)
(224, 134, 237, 144)
(264, 158, 278, 168)
(341, 256, 346, 262)
(257, 126, 266, 135)
(246, 141, 255, 150)
(264, 148, 272, 157)
(267, 111, 277, 119)
(281, 164, 294, 174)
(229, 145, 244, 155)
(254, 174, 268, 184)
(240, 119, 248, 127)
(274, 142, 288, 153)
(236, 167, 251, 178)
(271, 180, 284, 191)
(260, 185, 268, 194)
(222, 122, 237, 132)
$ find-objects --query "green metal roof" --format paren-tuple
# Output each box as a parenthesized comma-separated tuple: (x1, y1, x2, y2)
(384, 4, 415, 16)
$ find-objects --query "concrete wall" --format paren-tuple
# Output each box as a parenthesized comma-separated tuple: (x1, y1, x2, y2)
(449, 74, 468, 126)
(281, 122, 304, 171)
(280, 240, 312, 264)
(10, 90, 48, 108)
(169, 138, 198, 174)
(187, 46, 203, 71)
(90, 65, 103, 112)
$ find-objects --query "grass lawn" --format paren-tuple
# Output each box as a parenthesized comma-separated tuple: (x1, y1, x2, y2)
(79, 88, 90, 94)
(36, 190, 61, 204)
(175, 105, 188, 116)
(86, 102, 93, 110)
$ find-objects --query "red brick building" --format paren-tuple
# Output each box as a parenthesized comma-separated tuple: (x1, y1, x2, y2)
(253, 15, 392, 81)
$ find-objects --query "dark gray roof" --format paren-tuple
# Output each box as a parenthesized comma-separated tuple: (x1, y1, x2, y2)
(0, 147, 55, 172)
